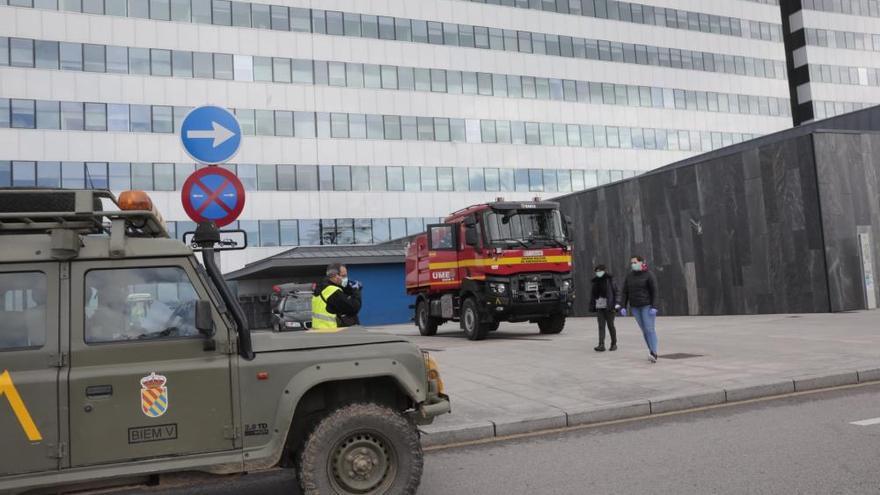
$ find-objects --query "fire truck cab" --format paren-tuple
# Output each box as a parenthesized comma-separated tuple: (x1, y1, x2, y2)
(405, 199, 574, 340)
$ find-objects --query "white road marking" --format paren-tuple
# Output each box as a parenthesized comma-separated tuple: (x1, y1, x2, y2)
(850, 417, 880, 426)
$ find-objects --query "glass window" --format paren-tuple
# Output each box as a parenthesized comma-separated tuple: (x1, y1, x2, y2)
(403, 167, 420, 191)
(395, 18, 412, 41)
(289, 7, 309, 32)
(251, 3, 270, 28)
(192, 53, 213, 78)
(36, 161, 61, 188)
(293, 111, 315, 138)
(294, 220, 318, 246)
(152, 106, 173, 133)
(148, 0, 168, 19)
(212, 1, 233, 26)
(453, 168, 469, 191)
(296, 165, 318, 190)
(107, 104, 129, 131)
(59, 42, 82, 71)
(150, 49, 171, 76)
(270, 5, 288, 30)
(33, 40, 59, 69)
(84, 267, 201, 343)
(105, 0, 126, 15)
(173, 163, 193, 190)
(214, 53, 233, 79)
(36, 101, 60, 129)
(390, 219, 407, 240)
(255, 110, 274, 136)
(128, 0, 148, 17)
(170, 51, 193, 78)
(57, 101, 83, 130)
(292, 59, 312, 84)
(387, 167, 404, 191)
(368, 166, 386, 191)
(229, 1, 250, 26)
(256, 220, 279, 247)
(280, 220, 298, 246)
(275, 164, 295, 190)
(0, 272, 48, 349)
(129, 47, 150, 75)
(84, 103, 106, 131)
(344, 113, 365, 139)
(149, 163, 173, 191)
(12, 161, 36, 188)
(376, 65, 397, 90)
(350, 166, 369, 191)
(412, 20, 428, 43)
(129, 104, 151, 132)
(333, 165, 351, 191)
(61, 162, 85, 188)
(170, 0, 190, 20)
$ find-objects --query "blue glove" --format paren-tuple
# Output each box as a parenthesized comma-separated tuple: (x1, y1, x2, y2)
(649, 307, 658, 316)
(349, 280, 362, 290)
(619, 308, 627, 317)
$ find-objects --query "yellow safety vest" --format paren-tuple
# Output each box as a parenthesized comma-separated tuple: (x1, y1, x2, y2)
(311, 285, 342, 332)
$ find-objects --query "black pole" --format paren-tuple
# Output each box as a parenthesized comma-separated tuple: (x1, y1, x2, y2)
(195, 222, 255, 360)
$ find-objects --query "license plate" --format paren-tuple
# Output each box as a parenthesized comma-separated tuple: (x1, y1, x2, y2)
(525, 282, 539, 292)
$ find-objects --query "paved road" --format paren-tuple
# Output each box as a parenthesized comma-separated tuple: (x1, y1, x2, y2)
(123, 382, 880, 494)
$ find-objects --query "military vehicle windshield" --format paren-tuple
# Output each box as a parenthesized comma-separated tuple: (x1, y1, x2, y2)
(483, 209, 566, 247)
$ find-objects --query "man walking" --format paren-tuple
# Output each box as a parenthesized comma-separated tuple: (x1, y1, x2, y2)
(589, 264, 619, 352)
(311, 263, 362, 332)
(617, 256, 660, 363)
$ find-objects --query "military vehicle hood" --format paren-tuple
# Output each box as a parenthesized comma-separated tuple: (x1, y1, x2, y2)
(251, 327, 411, 353)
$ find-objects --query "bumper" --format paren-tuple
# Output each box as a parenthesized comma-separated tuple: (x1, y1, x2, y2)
(412, 394, 451, 425)
(484, 296, 573, 321)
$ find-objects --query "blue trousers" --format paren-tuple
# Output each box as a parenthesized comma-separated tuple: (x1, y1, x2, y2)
(631, 305, 658, 354)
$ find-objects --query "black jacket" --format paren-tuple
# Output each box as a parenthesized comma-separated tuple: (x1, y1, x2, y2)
(314, 279, 362, 327)
(620, 270, 657, 308)
(589, 275, 619, 312)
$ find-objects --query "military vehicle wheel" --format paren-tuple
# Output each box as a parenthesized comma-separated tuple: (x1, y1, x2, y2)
(416, 300, 439, 336)
(299, 403, 422, 495)
(538, 314, 565, 334)
(461, 298, 488, 341)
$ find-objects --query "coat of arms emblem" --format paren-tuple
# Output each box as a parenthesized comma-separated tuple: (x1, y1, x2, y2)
(140, 372, 169, 418)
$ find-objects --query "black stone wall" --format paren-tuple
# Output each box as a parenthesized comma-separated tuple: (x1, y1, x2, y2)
(814, 132, 880, 312)
(559, 134, 831, 316)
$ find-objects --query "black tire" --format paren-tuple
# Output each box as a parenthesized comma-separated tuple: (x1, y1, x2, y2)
(461, 298, 488, 341)
(416, 300, 439, 336)
(299, 403, 423, 495)
(538, 314, 565, 334)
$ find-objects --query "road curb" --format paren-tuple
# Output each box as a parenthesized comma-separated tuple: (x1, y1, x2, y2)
(421, 368, 880, 448)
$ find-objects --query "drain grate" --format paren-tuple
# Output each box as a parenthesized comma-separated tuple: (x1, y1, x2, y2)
(659, 353, 703, 360)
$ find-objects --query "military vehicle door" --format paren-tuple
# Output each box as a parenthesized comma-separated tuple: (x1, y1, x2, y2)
(0, 262, 61, 476)
(67, 258, 235, 467)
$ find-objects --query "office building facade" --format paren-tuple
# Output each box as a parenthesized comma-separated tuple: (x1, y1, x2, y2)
(0, 0, 864, 271)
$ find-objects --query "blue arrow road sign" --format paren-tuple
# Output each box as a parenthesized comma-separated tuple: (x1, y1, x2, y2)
(180, 106, 242, 165)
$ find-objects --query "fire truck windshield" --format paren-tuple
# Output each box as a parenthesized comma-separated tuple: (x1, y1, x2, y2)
(483, 209, 566, 247)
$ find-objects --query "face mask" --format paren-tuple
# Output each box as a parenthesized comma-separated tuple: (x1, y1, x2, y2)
(340, 276, 349, 286)
(631, 262, 642, 272)
(595, 271, 605, 278)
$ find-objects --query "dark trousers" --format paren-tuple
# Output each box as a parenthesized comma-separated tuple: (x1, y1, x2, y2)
(597, 309, 617, 345)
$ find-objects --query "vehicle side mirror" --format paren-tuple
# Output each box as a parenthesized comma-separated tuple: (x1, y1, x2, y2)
(465, 227, 478, 247)
(195, 300, 215, 336)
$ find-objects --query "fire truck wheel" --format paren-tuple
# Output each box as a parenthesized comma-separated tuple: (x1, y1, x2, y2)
(538, 314, 565, 334)
(416, 300, 439, 336)
(461, 298, 488, 341)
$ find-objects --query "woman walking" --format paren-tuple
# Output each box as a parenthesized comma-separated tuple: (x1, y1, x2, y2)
(589, 264, 619, 352)
(617, 256, 660, 363)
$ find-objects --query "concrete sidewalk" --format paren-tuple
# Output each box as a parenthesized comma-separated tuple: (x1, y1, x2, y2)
(366, 311, 880, 446)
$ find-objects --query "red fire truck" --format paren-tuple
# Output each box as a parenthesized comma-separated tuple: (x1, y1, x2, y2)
(405, 199, 574, 340)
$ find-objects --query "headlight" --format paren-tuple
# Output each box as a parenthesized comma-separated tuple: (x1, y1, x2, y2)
(284, 321, 301, 328)
(489, 282, 507, 294)
(422, 351, 445, 396)
(561, 280, 571, 291)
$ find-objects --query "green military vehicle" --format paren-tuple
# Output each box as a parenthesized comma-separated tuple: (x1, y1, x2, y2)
(0, 189, 450, 494)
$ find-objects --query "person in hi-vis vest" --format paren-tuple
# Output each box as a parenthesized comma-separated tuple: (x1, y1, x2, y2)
(311, 263, 362, 332)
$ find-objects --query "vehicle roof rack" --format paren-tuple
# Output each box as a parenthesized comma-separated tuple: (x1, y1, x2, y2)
(0, 188, 169, 238)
